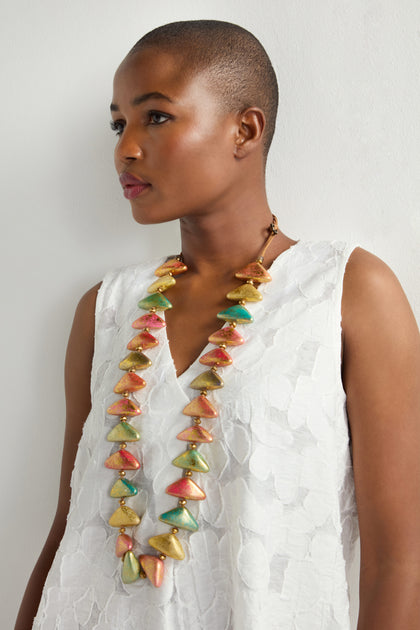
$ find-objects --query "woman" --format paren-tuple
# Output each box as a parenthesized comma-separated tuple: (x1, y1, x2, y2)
(16, 20, 420, 630)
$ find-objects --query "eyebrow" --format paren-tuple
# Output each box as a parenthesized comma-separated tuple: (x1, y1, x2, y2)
(110, 91, 174, 112)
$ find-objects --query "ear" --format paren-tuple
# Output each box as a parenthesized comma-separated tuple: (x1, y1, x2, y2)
(234, 107, 266, 159)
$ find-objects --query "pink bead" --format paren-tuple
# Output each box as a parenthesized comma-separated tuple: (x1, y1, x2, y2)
(139, 555, 165, 587)
(107, 399, 141, 416)
(199, 348, 233, 366)
(115, 533, 133, 557)
(132, 313, 166, 329)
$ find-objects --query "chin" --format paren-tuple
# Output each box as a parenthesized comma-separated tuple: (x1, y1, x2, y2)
(130, 204, 182, 226)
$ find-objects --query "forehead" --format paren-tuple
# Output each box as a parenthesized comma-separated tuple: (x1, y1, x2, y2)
(112, 49, 209, 105)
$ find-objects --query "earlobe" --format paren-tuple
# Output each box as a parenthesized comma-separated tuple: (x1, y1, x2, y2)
(234, 108, 265, 159)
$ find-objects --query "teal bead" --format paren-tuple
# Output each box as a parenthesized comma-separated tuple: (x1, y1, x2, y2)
(138, 293, 172, 311)
(159, 506, 199, 532)
(110, 478, 138, 498)
(216, 304, 253, 323)
(172, 449, 210, 473)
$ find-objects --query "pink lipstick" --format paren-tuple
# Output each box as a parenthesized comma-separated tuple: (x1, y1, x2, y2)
(119, 172, 151, 200)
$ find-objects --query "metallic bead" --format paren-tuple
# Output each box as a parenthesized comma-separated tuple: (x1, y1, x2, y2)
(119, 352, 152, 372)
(107, 398, 141, 416)
(182, 395, 218, 418)
(138, 293, 172, 311)
(217, 304, 253, 324)
(119, 471, 126, 477)
(122, 551, 140, 583)
(148, 533, 185, 560)
(139, 555, 165, 587)
(119, 442, 127, 449)
(147, 274, 176, 293)
(167, 477, 206, 501)
(234, 260, 272, 282)
(176, 426, 212, 443)
(189, 370, 223, 391)
(132, 313, 165, 329)
(226, 283, 262, 302)
(199, 347, 233, 367)
(208, 326, 244, 346)
(189, 443, 197, 449)
(119, 499, 125, 506)
(159, 507, 198, 532)
(159, 554, 166, 561)
(171, 527, 179, 534)
(115, 533, 133, 557)
(154, 258, 188, 277)
(172, 449, 209, 473)
(184, 471, 193, 477)
(178, 499, 187, 506)
(193, 418, 202, 425)
(110, 478, 138, 498)
(127, 330, 159, 351)
(104, 449, 140, 470)
(109, 505, 141, 528)
(107, 422, 140, 443)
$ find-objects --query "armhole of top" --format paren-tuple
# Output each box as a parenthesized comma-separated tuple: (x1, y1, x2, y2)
(334, 243, 360, 399)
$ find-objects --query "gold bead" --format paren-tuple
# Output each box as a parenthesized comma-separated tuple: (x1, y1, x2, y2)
(219, 343, 227, 349)
(189, 443, 197, 450)
(246, 279, 254, 284)
(211, 366, 218, 373)
(193, 417, 201, 425)
(238, 299, 246, 305)
(119, 471, 126, 477)
(139, 569, 147, 579)
(123, 392, 129, 398)
(120, 416, 128, 421)
(120, 442, 127, 449)
(171, 527, 179, 534)
(200, 390, 207, 397)
(129, 367, 136, 372)
(229, 321, 237, 328)
(178, 499, 187, 506)
(119, 499, 126, 506)
(184, 470, 193, 477)
(144, 326, 150, 332)
(119, 527, 126, 533)
(135, 346, 143, 351)
(159, 554, 166, 561)
(149, 307, 157, 313)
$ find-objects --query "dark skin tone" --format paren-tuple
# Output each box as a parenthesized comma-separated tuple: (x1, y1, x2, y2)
(16, 48, 420, 629)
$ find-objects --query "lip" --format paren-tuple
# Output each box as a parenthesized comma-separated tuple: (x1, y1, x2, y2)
(119, 172, 151, 200)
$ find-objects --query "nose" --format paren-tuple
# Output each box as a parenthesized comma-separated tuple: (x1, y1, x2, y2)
(115, 125, 144, 164)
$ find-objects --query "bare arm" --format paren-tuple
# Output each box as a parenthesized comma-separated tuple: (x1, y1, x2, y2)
(342, 248, 420, 629)
(14, 283, 101, 630)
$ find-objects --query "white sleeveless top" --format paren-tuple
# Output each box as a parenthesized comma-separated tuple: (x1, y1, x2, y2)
(33, 240, 359, 630)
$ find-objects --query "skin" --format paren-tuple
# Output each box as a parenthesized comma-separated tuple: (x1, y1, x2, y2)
(16, 48, 420, 629)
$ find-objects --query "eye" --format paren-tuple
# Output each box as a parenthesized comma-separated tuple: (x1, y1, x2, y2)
(110, 120, 125, 136)
(148, 111, 171, 125)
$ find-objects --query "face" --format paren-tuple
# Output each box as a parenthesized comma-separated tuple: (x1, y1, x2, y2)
(111, 48, 240, 224)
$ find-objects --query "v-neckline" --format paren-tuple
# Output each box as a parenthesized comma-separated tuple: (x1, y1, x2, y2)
(160, 240, 301, 386)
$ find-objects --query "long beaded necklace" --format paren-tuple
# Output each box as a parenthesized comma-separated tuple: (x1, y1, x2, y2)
(105, 215, 279, 587)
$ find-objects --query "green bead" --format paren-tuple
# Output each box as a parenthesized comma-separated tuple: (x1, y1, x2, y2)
(138, 293, 172, 311)
(217, 304, 253, 323)
(107, 422, 140, 442)
(189, 370, 224, 391)
(110, 478, 138, 498)
(122, 551, 140, 583)
(159, 506, 199, 532)
(119, 352, 152, 371)
(172, 449, 210, 473)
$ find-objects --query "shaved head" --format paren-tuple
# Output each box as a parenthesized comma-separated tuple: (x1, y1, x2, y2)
(128, 20, 279, 159)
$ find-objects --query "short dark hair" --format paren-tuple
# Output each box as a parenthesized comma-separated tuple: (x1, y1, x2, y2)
(128, 20, 279, 159)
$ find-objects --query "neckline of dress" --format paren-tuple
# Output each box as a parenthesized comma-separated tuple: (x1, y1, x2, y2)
(161, 239, 302, 385)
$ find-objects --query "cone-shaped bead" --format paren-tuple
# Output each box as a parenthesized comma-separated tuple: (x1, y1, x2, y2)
(122, 551, 140, 583)
(107, 398, 141, 416)
(138, 293, 172, 311)
(107, 422, 140, 442)
(148, 533, 185, 560)
(110, 478, 138, 498)
(119, 352, 152, 371)
(114, 372, 146, 394)
(208, 326, 244, 346)
(154, 258, 187, 277)
(109, 506, 141, 527)
(104, 449, 140, 470)
(234, 261, 271, 282)
(132, 313, 166, 329)
(226, 283, 263, 302)
(115, 533, 133, 558)
(172, 449, 209, 473)
(166, 477, 206, 501)
(159, 506, 199, 532)
(189, 370, 224, 391)
(217, 305, 253, 324)
(182, 395, 218, 418)
(176, 425, 213, 443)
(199, 348, 232, 367)
(127, 331, 158, 351)
(147, 274, 176, 293)
(139, 555, 164, 587)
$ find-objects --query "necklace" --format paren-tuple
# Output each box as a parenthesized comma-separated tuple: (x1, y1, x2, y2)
(105, 216, 279, 587)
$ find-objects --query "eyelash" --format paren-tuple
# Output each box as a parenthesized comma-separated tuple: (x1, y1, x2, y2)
(110, 111, 172, 136)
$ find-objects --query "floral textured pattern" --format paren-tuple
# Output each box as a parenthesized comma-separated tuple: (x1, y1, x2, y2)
(33, 241, 359, 630)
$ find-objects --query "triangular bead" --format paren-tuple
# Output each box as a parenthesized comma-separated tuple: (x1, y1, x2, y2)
(176, 426, 213, 443)
(148, 533, 185, 560)
(189, 370, 224, 391)
(109, 505, 141, 527)
(172, 449, 210, 472)
(139, 555, 164, 587)
(226, 283, 263, 302)
(147, 274, 176, 293)
(107, 398, 141, 416)
(127, 331, 158, 351)
(208, 326, 244, 346)
(199, 348, 232, 367)
(104, 449, 140, 470)
(154, 258, 188, 277)
(107, 422, 140, 442)
(114, 372, 146, 394)
(138, 293, 172, 311)
(115, 533, 133, 557)
(132, 313, 166, 329)
(166, 477, 206, 501)
(159, 506, 198, 532)
(217, 305, 253, 324)
(122, 551, 140, 583)
(234, 261, 272, 282)
(182, 395, 218, 418)
(110, 478, 138, 498)
(119, 352, 152, 371)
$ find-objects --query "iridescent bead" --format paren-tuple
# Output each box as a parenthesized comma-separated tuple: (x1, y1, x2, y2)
(106, 422, 140, 442)
(154, 258, 188, 277)
(182, 394, 218, 418)
(172, 449, 209, 473)
(199, 348, 232, 367)
(122, 550, 140, 583)
(114, 372, 146, 394)
(127, 331, 158, 351)
(226, 283, 263, 302)
(115, 533, 133, 557)
(147, 274, 176, 293)
(132, 313, 166, 329)
(139, 555, 164, 587)
(107, 399, 141, 416)
(119, 352, 152, 371)
(104, 449, 140, 470)
(176, 425, 213, 443)
(148, 533, 185, 560)
(217, 304, 253, 324)
(138, 293, 172, 311)
(189, 370, 224, 391)
(234, 261, 272, 282)
(109, 505, 141, 527)
(166, 477, 206, 500)
(110, 478, 138, 498)
(159, 506, 198, 532)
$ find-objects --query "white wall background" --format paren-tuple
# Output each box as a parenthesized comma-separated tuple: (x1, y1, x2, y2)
(2, 1, 419, 628)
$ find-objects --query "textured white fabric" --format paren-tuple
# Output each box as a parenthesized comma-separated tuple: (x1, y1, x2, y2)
(33, 240, 359, 630)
